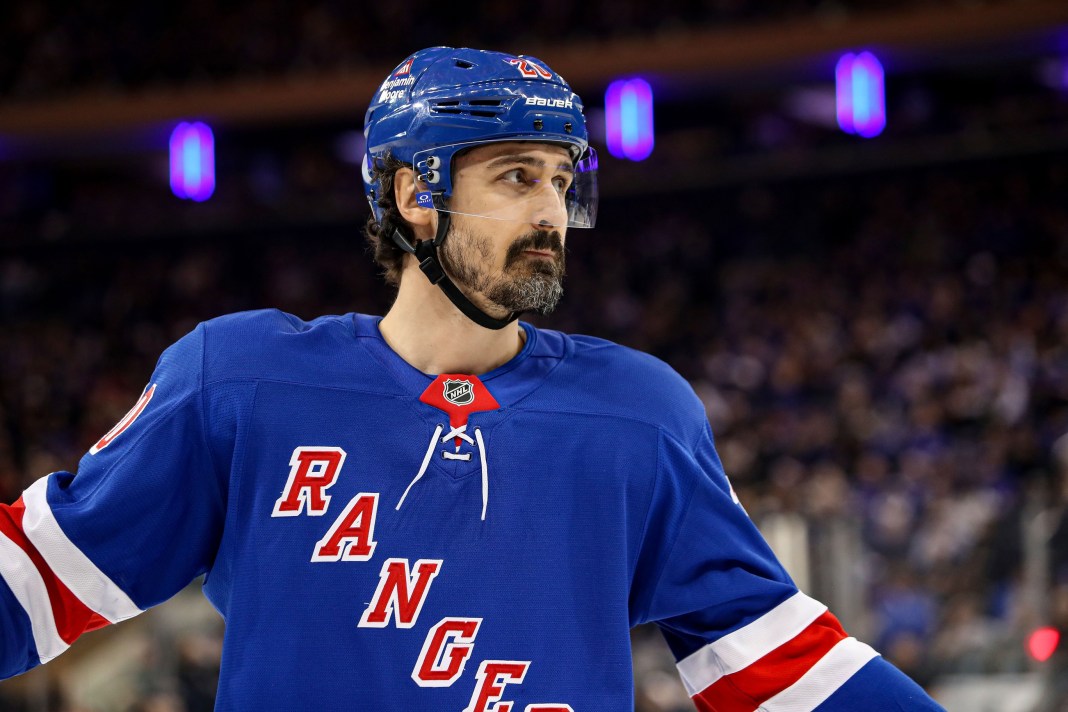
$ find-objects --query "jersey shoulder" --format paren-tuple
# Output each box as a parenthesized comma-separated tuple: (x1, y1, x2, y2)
(538, 329, 708, 446)
(194, 309, 374, 388)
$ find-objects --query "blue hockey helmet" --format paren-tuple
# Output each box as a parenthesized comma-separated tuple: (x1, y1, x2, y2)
(362, 47, 598, 229)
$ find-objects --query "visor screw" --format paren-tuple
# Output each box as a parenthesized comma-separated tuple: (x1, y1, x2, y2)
(533, 119, 544, 130)
(426, 156, 441, 170)
(564, 122, 572, 134)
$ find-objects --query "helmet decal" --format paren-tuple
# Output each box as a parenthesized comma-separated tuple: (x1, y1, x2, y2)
(505, 58, 553, 80)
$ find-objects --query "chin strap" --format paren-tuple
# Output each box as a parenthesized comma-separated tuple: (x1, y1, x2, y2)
(390, 199, 519, 331)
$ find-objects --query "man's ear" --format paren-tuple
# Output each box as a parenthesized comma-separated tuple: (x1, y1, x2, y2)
(394, 168, 437, 238)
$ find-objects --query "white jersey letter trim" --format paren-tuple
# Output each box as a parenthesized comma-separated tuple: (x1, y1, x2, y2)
(676, 591, 827, 695)
(22, 477, 142, 623)
(761, 637, 879, 711)
(0, 532, 69, 662)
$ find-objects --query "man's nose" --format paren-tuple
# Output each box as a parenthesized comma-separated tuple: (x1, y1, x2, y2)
(526, 185, 567, 229)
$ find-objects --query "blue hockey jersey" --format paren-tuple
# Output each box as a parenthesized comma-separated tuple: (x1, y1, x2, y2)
(0, 310, 944, 711)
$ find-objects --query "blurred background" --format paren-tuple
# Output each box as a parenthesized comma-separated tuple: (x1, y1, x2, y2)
(2, 1, 1068, 710)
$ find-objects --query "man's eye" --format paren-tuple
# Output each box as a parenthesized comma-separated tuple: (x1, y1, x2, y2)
(502, 169, 527, 184)
(553, 177, 571, 193)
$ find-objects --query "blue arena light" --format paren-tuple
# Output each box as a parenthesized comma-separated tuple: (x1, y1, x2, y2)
(169, 122, 215, 201)
(605, 78, 654, 161)
(836, 52, 886, 139)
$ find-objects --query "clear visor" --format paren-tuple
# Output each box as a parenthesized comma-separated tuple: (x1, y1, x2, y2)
(413, 142, 598, 229)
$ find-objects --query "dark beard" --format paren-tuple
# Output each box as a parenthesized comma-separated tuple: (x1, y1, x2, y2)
(439, 227, 566, 316)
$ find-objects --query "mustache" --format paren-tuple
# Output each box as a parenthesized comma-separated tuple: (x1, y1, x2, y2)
(504, 230, 565, 264)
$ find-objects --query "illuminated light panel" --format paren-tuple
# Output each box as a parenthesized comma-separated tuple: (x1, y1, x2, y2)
(169, 122, 215, 201)
(605, 78, 654, 161)
(836, 52, 886, 138)
(1028, 626, 1060, 662)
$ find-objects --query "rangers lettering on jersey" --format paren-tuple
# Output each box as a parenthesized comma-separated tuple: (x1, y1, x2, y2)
(413, 617, 482, 687)
(266, 443, 576, 709)
(272, 446, 346, 516)
(465, 660, 530, 712)
(311, 493, 379, 562)
(358, 558, 442, 629)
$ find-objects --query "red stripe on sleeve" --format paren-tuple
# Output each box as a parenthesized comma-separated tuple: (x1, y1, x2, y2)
(0, 497, 110, 644)
(693, 610, 849, 712)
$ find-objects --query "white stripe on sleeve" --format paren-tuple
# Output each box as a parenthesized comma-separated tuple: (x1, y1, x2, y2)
(676, 591, 828, 695)
(761, 637, 880, 712)
(21, 477, 142, 623)
(0, 530, 70, 663)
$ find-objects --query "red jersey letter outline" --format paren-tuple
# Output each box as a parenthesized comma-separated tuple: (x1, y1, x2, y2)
(358, 558, 442, 629)
(272, 447, 346, 517)
(412, 617, 482, 687)
(311, 493, 379, 562)
(464, 660, 530, 712)
(90, 383, 156, 455)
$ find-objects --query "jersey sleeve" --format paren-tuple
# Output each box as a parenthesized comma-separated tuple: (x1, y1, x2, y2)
(0, 323, 227, 680)
(632, 424, 945, 711)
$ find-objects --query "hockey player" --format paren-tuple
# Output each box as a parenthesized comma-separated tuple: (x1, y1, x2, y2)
(0, 47, 945, 711)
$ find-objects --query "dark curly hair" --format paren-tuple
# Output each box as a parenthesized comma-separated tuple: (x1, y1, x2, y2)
(363, 153, 415, 286)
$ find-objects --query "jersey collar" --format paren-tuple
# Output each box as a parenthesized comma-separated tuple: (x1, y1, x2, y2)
(351, 313, 568, 408)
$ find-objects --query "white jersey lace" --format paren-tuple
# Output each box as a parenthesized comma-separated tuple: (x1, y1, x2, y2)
(396, 423, 490, 520)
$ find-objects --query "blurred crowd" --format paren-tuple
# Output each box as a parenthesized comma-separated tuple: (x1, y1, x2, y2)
(0, 138, 1066, 708)
(0, 0, 955, 100)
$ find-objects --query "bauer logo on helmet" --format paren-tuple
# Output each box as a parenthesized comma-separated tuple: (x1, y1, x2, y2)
(525, 96, 573, 109)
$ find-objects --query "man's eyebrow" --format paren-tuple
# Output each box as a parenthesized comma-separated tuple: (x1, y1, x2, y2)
(486, 154, 574, 174)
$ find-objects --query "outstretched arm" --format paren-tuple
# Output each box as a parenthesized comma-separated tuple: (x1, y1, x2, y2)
(632, 425, 945, 711)
(0, 324, 228, 679)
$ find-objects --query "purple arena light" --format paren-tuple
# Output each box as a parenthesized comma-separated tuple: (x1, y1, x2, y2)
(605, 78, 654, 161)
(169, 122, 215, 201)
(836, 52, 886, 138)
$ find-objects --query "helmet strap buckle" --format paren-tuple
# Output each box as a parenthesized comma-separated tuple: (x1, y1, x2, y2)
(415, 239, 446, 285)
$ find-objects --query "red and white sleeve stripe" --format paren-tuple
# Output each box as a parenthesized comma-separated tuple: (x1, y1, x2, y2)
(0, 476, 142, 663)
(676, 591, 879, 712)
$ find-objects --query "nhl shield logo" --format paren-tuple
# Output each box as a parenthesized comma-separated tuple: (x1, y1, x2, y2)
(443, 378, 474, 406)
